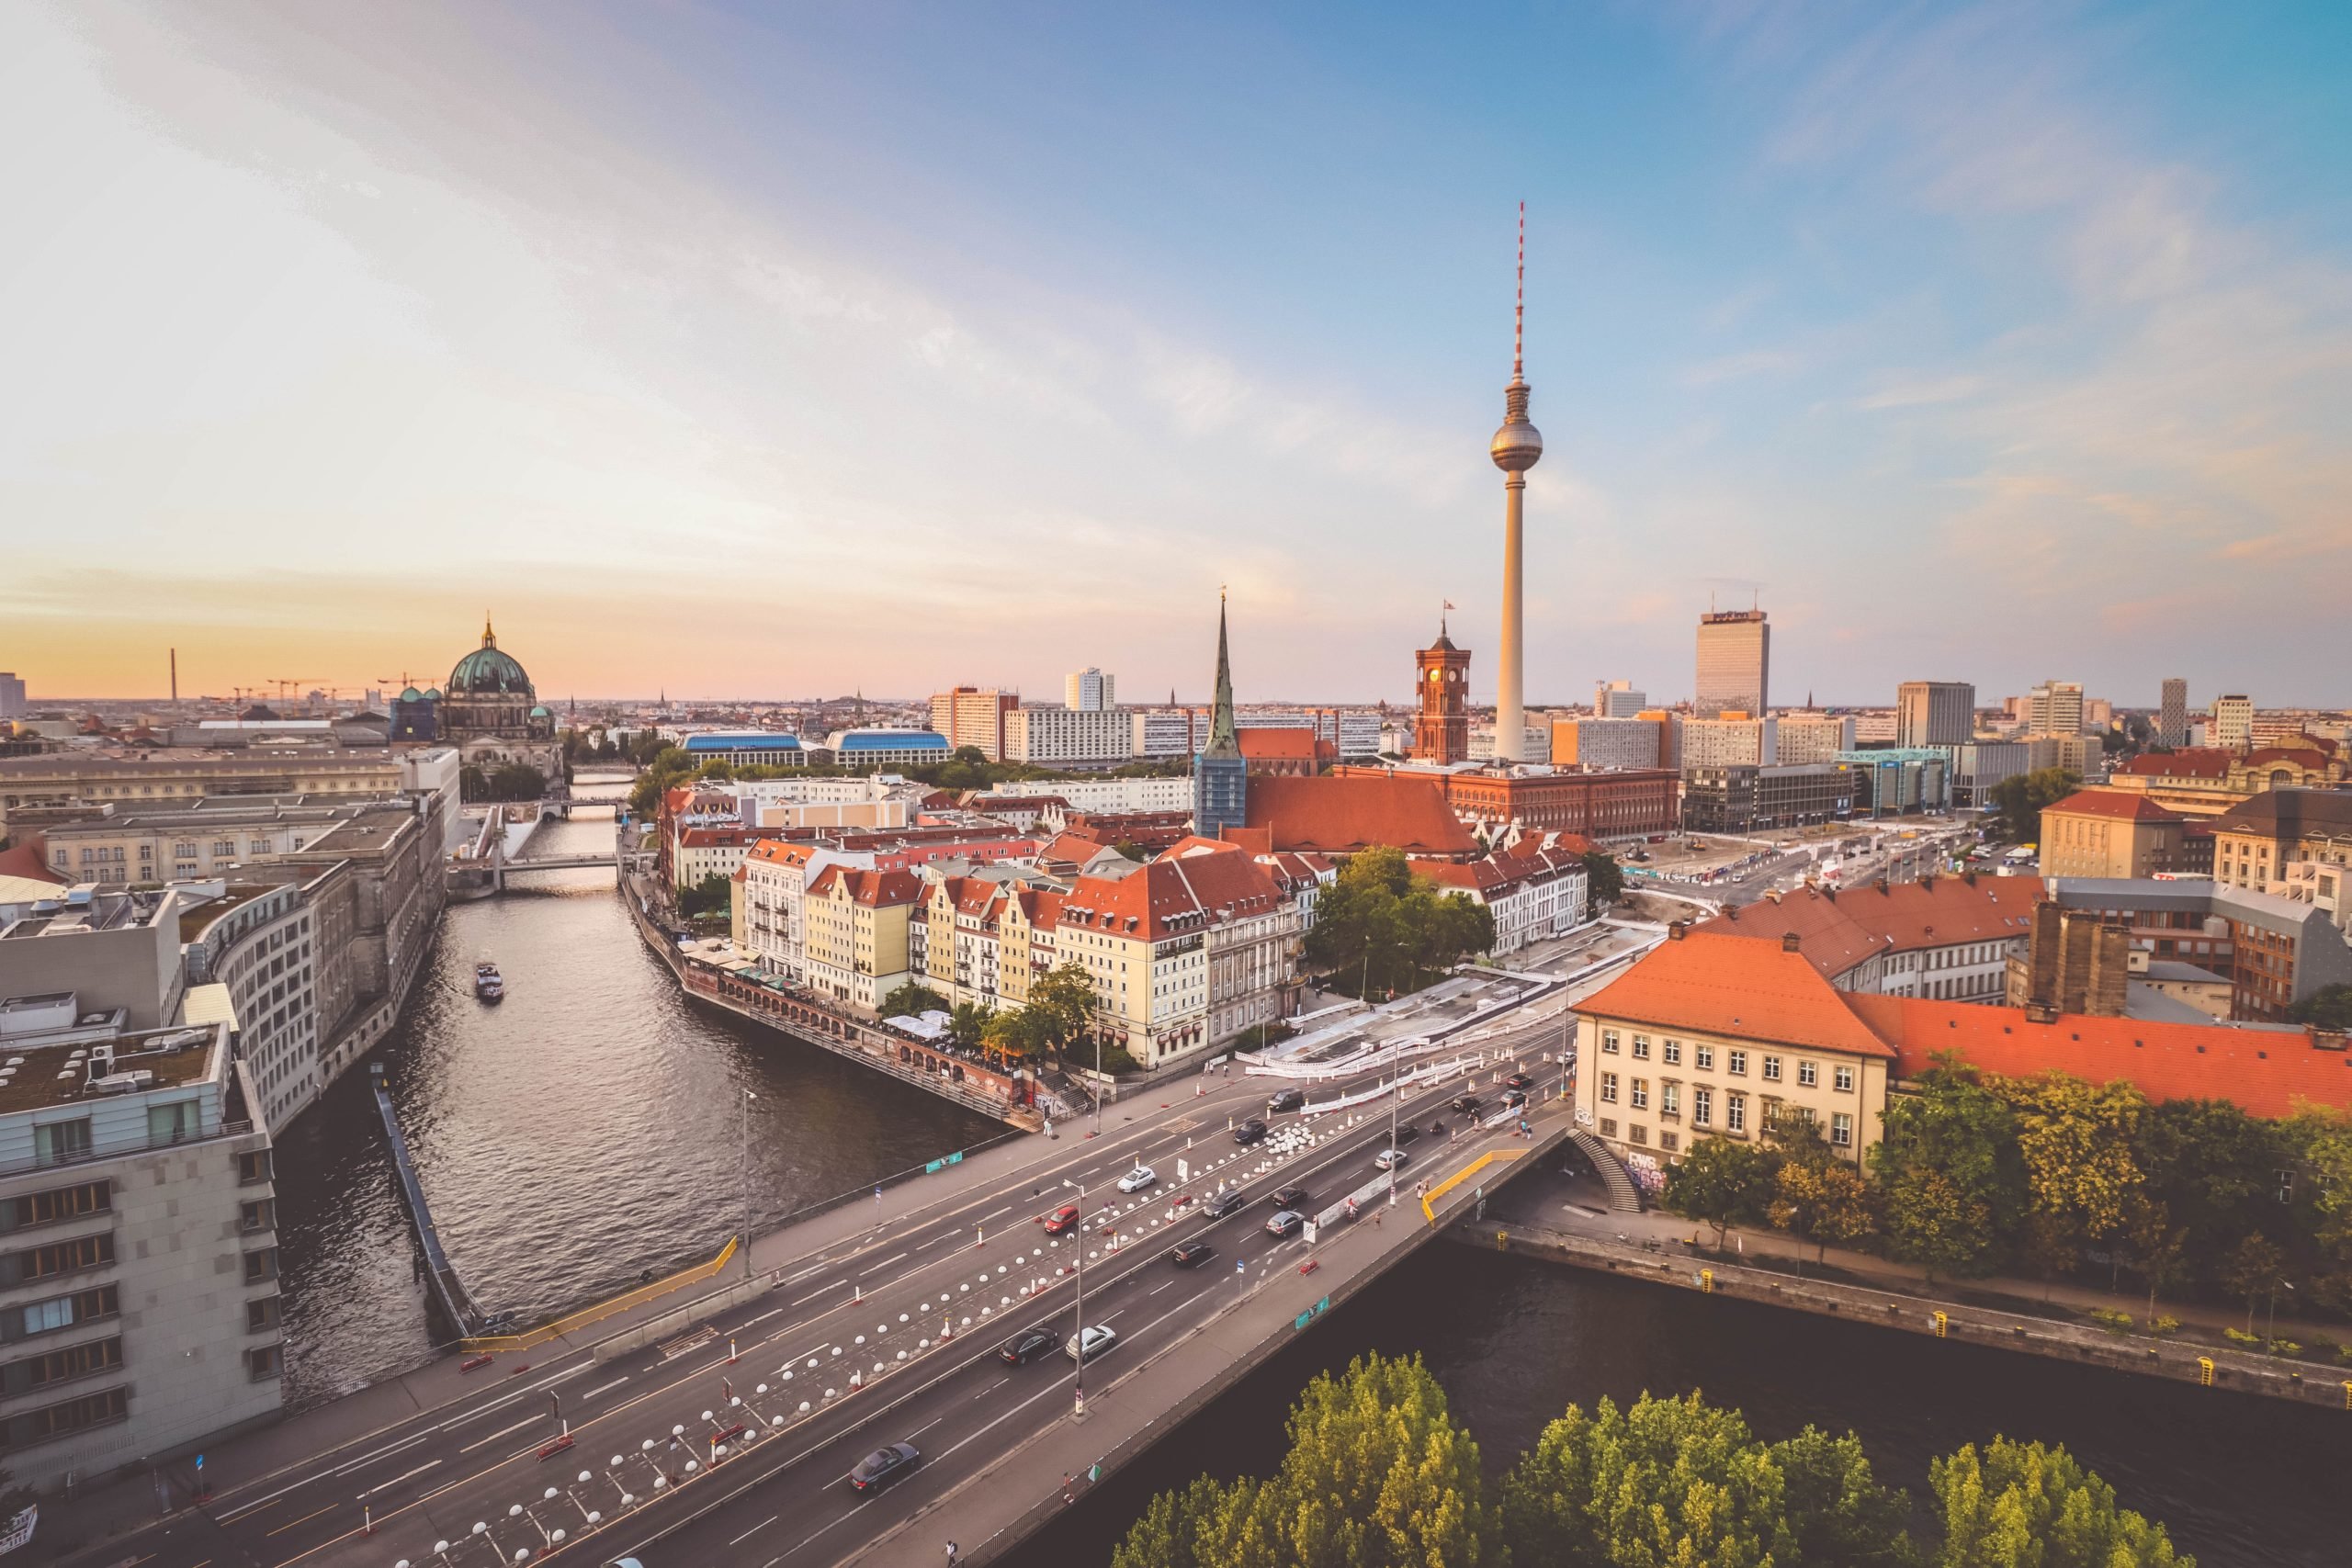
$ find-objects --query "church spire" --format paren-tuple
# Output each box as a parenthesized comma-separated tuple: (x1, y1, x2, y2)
(1204, 588, 1240, 758)
(481, 613, 497, 649)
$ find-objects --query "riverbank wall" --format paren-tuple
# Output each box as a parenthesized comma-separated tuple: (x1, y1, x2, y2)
(1445, 1222, 2352, 1412)
(617, 876, 1039, 1128)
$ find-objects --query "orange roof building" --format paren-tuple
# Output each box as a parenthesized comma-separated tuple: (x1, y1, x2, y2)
(1700, 874, 2043, 1004)
(1238, 774, 1478, 859)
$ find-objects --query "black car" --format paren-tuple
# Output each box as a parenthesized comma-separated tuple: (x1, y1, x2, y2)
(1267, 1088, 1305, 1113)
(1233, 1118, 1269, 1145)
(1270, 1184, 1310, 1210)
(997, 1326, 1057, 1366)
(1169, 1241, 1216, 1268)
(1502, 1089, 1528, 1109)
(848, 1442, 921, 1492)
(1203, 1189, 1248, 1219)
(1504, 1072, 1532, 1091)
(1450, 1094, 1483, 1115)
(1395, 1124, 1421, 1146)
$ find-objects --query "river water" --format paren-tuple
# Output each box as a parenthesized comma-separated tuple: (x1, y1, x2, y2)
(275, 796, 2340, 1562)
(269, 789, 1004, 1406)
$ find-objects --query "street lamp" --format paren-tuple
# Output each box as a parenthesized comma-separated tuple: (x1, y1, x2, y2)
(740, 1088, 756, 1277)
(1063, 1177, 1088, 1419)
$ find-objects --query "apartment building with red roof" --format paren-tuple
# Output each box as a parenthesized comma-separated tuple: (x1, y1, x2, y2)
(1699, 873, 2044, 1003)
(2038, 789, 2190, 879)
(801, 864, 924, 1013)
(2103, 741, 2347, 818)
(1419, 840, 1590, 956)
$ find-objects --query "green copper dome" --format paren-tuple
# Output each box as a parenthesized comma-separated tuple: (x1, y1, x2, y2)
(447, 618, 533, 697)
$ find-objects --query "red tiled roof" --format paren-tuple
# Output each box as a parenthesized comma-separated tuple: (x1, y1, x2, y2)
(1217, 826, 1275, 855)
(2042, 789, 2184, 823)
(1575, 931, 1896, 1058)
(1700, 874, 2044, 980)
(1242, 774, 1477, 857)
(1062, 852, 1285, 941)
(677, 826, 791, 848)
(0, 838, 63, 886)
(1848, 994, 2352, 1118)
(808, 865, 922, 907)
(1159, 835, 1244, 859)
(1238, 728, 1328, 761)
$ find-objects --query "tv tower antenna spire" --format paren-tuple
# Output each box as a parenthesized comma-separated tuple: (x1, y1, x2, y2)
(1513, 200, 1525, 383)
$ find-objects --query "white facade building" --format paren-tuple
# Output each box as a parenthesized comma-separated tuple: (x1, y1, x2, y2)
(1774, 714, 1857, 765)
(982, 776, 1193, 815)
(1680, 716, 1778, 770)
(1005, 705, 1136, 766)
(1065, 670, 1116, 711)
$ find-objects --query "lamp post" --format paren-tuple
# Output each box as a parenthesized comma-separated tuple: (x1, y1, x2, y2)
(1063, 1178, 1088, 1419)
(740, 1088, 756, 1277)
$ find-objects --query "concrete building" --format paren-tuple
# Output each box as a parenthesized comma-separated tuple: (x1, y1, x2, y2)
(1836, 749, 1951, 817)
(1896, 682, 1975, 748)
(2005, 901, 2133, 1018)
(824, 730, 952, 772)
(2211, 694, 2255, 753)
(740, 841, 865, 981)
(1488, 228, 1544, 763)
(1775, 714, 1856, 765)
(2038, 790, 2188, 879)
(1419, 842, 1589, 957)
(0, 1011, 280, 1487)
(0, 674, 25, 722)
(436, 620, 563, 798)
(2212, 789, 2352, 926)
(0, 752, 414, 831)
(1694, 609, 1770, 718)
(681, 733, 807, 770)
(1577, 927, 1891, 1168)
(928, 689, 1018, 761)
(1679, 763, 1855, 833)
(2103, 741, 2347, 818)
(1548, 717, 1661, 771)
(2044, 877, 2352, 1022)
(673, 827, 793, 891)
(2025, 680, 2086, 736)
(2159, 679, 2188, 748)
(983, 776, 1191, 816)
(1939, 741, 2029, 810)
(1701, 874, 2042, 1003)
(1004, 705, 1134, 767)
(1679, 714, 1776, 769)
(2024, 733, 2100, 778)
(178, 882, 320, 1135)
(1064, 670, 1115, 712)
(1593, 681, 1645, 718)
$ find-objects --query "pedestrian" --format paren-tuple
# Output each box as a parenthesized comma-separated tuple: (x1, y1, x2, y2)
(945, 1542, 959, 1563)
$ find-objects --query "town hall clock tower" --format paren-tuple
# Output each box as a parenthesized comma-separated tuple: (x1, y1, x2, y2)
(1413, 618, 1471, 765)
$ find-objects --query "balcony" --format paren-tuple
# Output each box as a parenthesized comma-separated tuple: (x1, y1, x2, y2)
(4, 1121, 260, 1181)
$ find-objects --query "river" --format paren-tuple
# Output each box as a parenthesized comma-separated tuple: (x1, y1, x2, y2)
(1006, 1244, 2346, 1568)
(268, 788, 1004, 1406)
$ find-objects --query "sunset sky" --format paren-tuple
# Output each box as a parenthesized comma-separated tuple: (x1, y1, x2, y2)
(5, 3, 2347, 707)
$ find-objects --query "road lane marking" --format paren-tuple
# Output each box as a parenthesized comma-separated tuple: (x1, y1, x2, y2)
(365, 1460, 443, 1494)
(975, 1376, 1009, 1398)
(781, 1261, 828, 1283)
(582, 1377, 630, 1399)
(1148, 1279, 1176, 1295)
(857, 1252, 910, 1276)
(903, 1417, 944, 1440)
(729, 1514, 778, 1546)
(736, 1307, 784, 1328)
(788, 1281, 847, 1306)
(458, 1415, 542, 1454)
(266, 1503, 336, 1537)
(978, 1205, 1012, 1222)
(325, 1433, 425, 1478)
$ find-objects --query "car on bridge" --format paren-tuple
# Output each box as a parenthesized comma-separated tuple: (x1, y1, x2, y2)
(1067, 1325, 1119, 1363)
(1117, 1165, 1159, 1194)
(998, 1326, 1058, 1365)
(1503, 1089, 1528, 1109)
(1267, 1088, 1305, 1113)
(1234, 1118, 1269, 1145)
(1169, 1241, 1216, 1267)
(1504, 1072, 1532, 1091)
(848, 1441, 922, 1492)
(1395, 1124, 1421, 1146)
(1451, 1094, 1483, 1115)
(1203, 1189, 1248, 1219)
(1042, 1204, 1081, 1235)
(1270, 1184, 1310, 1210)
(1374, 1147, 1410, 1170)
(1264, 1210, 1306, 1238)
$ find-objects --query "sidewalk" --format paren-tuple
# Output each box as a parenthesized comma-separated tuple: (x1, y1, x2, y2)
(1497, 1168, 2351, 1350)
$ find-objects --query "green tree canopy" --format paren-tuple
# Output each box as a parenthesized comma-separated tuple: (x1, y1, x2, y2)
(1930, 1437, 2188, 1567)
(677, 872, 730, 919)
(1026, 963, 1100, 1055)
(1988, 766, 2081, 843)
(1991, 1071, 2146, 1268)
(1303, 847, 1495, 996)
(877, 981, 946, 1020)
(1871, 1056, 2029, 1279)
(1579, 850, 1623, 911)
(2287, 983, 2352, 1031)
(1664, 1135, 1781, 1249)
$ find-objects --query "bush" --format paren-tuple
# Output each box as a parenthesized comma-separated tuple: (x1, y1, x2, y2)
(2150, 1314, 2181, 1337)
(2223, 1325, 2259, 1346)
(2086, 1307, 2132, 1336)
(2267, 1338, 2301, 1358)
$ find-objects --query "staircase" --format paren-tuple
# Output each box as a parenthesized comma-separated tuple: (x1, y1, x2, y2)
(1568, 1128, 1645, 1213)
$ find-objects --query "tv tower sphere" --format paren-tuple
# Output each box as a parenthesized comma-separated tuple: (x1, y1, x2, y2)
(1490, 391, 1544, 471)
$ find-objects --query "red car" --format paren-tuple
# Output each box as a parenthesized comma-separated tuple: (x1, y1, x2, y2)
(1042, 1204, 1080, 1235)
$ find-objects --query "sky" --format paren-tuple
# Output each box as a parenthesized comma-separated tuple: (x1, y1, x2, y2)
(4, 1, 2348, 709)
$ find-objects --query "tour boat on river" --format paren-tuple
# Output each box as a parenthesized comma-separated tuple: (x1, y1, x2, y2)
(474, 955, 505, 1002)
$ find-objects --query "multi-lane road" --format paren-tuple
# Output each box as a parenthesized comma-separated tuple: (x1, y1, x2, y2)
(102, 1034, 1570, 1568)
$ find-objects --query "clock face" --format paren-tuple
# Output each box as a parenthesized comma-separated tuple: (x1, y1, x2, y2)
(1429, 669, 1442, 683)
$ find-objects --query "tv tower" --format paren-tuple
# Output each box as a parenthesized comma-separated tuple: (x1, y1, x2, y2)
(1488, 202, 1544, 763)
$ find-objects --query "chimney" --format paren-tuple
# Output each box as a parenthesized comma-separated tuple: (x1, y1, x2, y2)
(2024, 1001, 2061, 1024)
(1668, 920, 1689, 942)
(1724, 904, 1739, 921)
(1781, 931, 1803, 953)
(2310, 1027, 2347, 1053)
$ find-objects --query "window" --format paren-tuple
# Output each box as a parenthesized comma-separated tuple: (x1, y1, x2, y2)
(1834, 1065, 1856, 1093)
(1725, 1093, 1747, 1134)
(1694, 1044, 1714, 1071)
(213, 840, 234, 858)
(4, 1385, 128, 1448)
(147, 1100, 199, 1145)
(239, 1200, 275, 1234)
(1691, 1088, 1713, 1127)
(1632, 1034, 1650, 1060)
(17, 1286, 118, 1338)
(1599, 1072, 1618, 1104)
(1661, 1039, 1681, 1066)
(7, 1335, 123, 1393)
(1628, 1123, 1647, 1145)
(243, 1247, 278, 1285)
(1599, 1117, 1617, 1137)
(5, 1180, 110, 1233)
(1600, 1030, 1619, 1055)
(1630, 1078, 1648, 1111)
(1762, 1055, 1782, 1082)
(1831, 1112, 1854, 1148)
(247, 1344, 284, 1382)
(1659, 1130, 1679, 1153)
(32, 1120, 91, 1168)
(1660, 1082, 1679, 1117)
(1797, 1060, 1818, 1089)
(14, 1234, 114, 1281)
(1726, 1050, 1747, 1077)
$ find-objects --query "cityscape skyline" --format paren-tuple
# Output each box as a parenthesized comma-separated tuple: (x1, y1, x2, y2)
(6, 3, 2349, 705)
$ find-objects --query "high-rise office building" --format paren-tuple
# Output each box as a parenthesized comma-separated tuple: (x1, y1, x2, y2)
(1487, 205, 1544, 763)
(1192, 596, 1249, 837)
(1593, 680, 1645, 717)
(1896, 681, 1975, 748)
(1695, 609, 1770, 717)
(1064, 669, 1115, 711)
(0, 672, 26, 720)
(2026, 680, 2086, 737)
(2211, 693, 2255, 753)
(928, 686, 1019, 761)
(2159, 678, 2188, 748)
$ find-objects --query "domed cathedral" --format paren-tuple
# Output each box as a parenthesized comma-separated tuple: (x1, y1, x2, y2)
(439, 617, 564, 798)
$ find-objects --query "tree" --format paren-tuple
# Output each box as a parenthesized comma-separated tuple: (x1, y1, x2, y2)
(1929, 1436, 2188, 1567)
(1025, 963, 1099, 1056)
(1991, 1071, 2145, 1280)
(677, 873, 730, 918)
(1871, 1057, 2029, 1280)
(980, 1006, 1053, 1066)
(947, 1000, 991, 1049)
(2219, 1232, 2290, 1336)
(1770, 1151, 1877, 1267)
(2283, 1106, 2352, 1313)
(2132, 1098, 2280, 1294)
(2287, 983, 2352, 1031)
(877, 982, 945, 1020)
(1303, 847, 1494, 997)
(1663, 1136, 1781, 1251)
(1111, 839, 1148, 863)
(1988, 766, 2081, 843)
(2122, 1195, 2189, 1325)
(1579, 850, 1623, 913)
(1116, 1353, 1498, 1568)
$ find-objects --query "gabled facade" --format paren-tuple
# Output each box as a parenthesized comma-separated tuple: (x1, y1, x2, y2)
(800, 865, 922, 1013)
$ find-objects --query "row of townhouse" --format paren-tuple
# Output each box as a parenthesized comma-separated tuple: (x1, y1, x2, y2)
(1418, 835, 1591, 957)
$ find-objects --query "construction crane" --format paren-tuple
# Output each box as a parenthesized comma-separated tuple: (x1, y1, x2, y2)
(270, 679, 319, 701)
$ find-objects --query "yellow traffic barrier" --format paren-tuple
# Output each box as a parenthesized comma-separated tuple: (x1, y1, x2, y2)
(1933, 1310, 1948, 1338)
(1419, 1149, 1525, 1224)
(1497, 1229, 1509, 1251)
(2197, 1356, 2214, 1387)
(1700, 1269, 1713, 1293)
(2342, 1382, 2351, 1412)
(461, 1236, 739, 1354)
